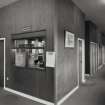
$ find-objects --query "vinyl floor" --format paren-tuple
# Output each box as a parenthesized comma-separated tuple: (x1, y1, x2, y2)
(62, 66, 105, 105)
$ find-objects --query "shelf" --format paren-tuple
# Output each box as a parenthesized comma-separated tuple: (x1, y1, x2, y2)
(12, 46, 44, 49)
(28, 66, 45, 70)
(12, 30, 46, 40)
(13, 65, 45, 70)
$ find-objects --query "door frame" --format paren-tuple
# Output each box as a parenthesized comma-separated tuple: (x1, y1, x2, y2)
(90, 42, 97, 75)
(77, 38, 85, 84)
(103, 46, 105, 64)
(102, 46, 105, 65)
(0, 38, 6, 88)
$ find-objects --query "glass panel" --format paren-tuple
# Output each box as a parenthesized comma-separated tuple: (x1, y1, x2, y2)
(28, 49, 44, 68)
(12, 36, 46, 69)
(14, 39, 28, 48)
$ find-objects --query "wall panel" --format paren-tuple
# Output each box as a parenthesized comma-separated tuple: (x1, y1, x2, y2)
(0, 0, 55, 102)
(54, 0, 85, 101)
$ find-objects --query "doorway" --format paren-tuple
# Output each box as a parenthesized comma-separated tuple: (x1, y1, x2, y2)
(90, 42, 97, 75)
(77, 38, 85, 85)
(0, 38, 5, 88)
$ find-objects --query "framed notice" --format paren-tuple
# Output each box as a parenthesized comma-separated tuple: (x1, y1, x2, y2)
(15, 52, 26, 67)
(46, 52, 56, 67)
(65, 31, 75, 48)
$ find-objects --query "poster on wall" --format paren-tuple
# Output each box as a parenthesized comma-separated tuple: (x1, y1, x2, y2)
(65, 31, 75, 48)
(46, 52, 56, 67)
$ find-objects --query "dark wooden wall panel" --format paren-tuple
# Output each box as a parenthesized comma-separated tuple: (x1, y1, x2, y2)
(0, 0, 55, 102)
(54, 0, 85, 101)
(32, 0, 55, 50)
(6, 67, 54, 102)
(14, 0, 32, 33)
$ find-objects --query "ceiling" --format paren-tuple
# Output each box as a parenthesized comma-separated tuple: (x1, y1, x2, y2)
(72, 0, 105, 32)
(0, 0, 18, 8)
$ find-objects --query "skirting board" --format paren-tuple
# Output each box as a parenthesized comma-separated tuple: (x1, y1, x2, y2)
(4, 86, 79, 105)
(4, 87, 54, 105)
(57, 86, 79, 105)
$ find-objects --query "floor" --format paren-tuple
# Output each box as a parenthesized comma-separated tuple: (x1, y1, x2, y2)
(62, 65, 105, 105)
(0, 66, 105, 105)
(0, 89, 44, 105)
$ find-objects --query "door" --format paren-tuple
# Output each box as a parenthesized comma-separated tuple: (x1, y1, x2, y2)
(102, 46, 105, 65)
(0, 40, 4, 87)
(93, 43, 96, 74)
(95, 44, 97, 72)
(78, 38, 85, 84)
(90, 42, 97, 75)
(90, 43, 94, 75)
(96, 44, 98, 72)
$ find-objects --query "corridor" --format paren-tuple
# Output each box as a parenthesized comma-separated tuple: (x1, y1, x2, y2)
(0, 66, 104, 105)
(62, 66, 105, 105)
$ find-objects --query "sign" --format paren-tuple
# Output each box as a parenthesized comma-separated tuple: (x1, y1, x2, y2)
(65, 31, 75, 48)
(46, 52, 56, 67)
(15, 52, 26, 67)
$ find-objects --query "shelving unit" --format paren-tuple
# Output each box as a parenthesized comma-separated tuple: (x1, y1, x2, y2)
(11, 31, 46, 70)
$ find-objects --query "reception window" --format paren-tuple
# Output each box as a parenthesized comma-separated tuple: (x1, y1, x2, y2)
(11, 31, 46, 70)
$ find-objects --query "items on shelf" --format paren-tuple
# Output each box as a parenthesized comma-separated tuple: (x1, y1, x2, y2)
(15, 40, 28, 48)
(14, 39, 45, 48)
(31, 39, 45, 47)
(28, 49, 44, 68)
(12, 37, 46, 69)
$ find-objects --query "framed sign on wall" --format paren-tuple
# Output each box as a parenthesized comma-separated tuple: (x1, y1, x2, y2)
(46, 51, 56, 67)
(65, 31, 75, 48)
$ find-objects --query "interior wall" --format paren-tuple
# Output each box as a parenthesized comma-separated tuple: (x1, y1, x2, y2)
(97, 32, 102, 67)
(54, 0, 85, 101)
(0, 0, 55, 102)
